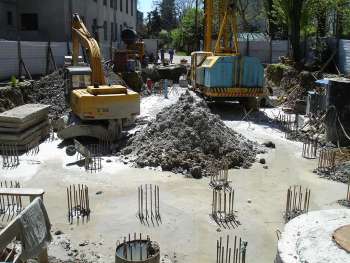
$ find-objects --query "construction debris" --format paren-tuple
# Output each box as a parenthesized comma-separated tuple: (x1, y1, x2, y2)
(122, 92, 258, 177)
(28, 71, 67, 119)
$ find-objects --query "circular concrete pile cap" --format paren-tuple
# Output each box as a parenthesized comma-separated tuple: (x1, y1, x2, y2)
(333, 224, 350, 253)
(277, 209, 350, 263)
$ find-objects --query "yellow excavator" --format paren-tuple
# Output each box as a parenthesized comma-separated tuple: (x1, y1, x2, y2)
(58, 14, 140, 142)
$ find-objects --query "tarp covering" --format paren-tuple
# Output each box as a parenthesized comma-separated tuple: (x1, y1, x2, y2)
(17, 197, 52, 259)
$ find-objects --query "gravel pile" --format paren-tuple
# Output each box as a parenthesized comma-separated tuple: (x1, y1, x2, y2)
(122, 92, 258, 177)
(318, 161, 350, 184)
(28, 70, 67, 119)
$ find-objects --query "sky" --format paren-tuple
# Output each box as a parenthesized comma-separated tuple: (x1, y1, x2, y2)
(138, 0, 154, 15)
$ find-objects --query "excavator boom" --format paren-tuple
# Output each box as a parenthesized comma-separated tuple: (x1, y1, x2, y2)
(71, 14, 106, 85)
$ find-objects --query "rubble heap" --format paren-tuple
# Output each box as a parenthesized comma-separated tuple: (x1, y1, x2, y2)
(122, 92, 258, 177)
(28, 70, 67, 119)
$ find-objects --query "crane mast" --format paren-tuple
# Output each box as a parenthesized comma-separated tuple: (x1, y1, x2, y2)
(204, 0, 239, 55)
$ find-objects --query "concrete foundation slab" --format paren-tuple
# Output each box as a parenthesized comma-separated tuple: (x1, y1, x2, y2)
(0, 119, 49, 144)
(0, 104, 50, 130)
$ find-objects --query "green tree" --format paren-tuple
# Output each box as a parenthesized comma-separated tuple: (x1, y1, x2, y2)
(171, 8, 203, 54)
(146, 8, 162, 37)
(272, 0, 308, 61)
(158, 0, 178, 30)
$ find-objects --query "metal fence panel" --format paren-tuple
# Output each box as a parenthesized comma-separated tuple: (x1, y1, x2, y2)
(339, 39, 350, 75)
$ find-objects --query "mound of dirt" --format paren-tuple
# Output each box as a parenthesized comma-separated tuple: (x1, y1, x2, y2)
(122, 92, 258, 177)
(28, 70, 67, 119)
(0, 86, 25, 113)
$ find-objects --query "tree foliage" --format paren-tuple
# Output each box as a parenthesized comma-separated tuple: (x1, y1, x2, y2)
(171, 8, 203, 53)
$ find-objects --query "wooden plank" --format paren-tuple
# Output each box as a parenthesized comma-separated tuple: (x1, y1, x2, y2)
(0, 188, 44, 197)
(333, 224, 350, 253)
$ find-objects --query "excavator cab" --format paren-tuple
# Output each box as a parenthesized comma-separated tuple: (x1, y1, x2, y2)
(64, 66, 92, 104)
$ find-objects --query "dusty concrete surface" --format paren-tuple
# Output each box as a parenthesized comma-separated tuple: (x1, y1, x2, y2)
(0, 93, 347, 263)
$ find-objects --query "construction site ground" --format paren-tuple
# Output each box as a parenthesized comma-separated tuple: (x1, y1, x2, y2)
(0, 76, 348, 263)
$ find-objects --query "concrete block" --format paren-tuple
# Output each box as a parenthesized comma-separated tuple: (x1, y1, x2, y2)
(0, 104, 50, 129)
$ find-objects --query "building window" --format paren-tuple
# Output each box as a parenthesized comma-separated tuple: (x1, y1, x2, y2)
(114, 0, 117, 10)
(115, 23, 118, 41)
(131, 0, 133, 16)
(110, 0, 113, 8)
(120, 24, 122, 38)
(21, 14, 38, 31)
(126, 0, 128, 14)
(104, 21, 107, 40)
(103, 0, 107, 6)
(120, 0, 123, 12)
(7, 11, 13, 25)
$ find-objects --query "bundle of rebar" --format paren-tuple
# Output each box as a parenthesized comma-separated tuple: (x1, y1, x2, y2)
(302, 138, 319, 159)
(284, 185, 311, 222)
(116, 233, 158, 261)
(275, 112, 298, 134)
(75, 143, 103, 172)
(0, 181, 22, 221)
(318, 147, 336, 172)
(216, 235, 247, 263)
(25, 138, 40, 156)
(137, 184, 161, 225)
(346, 175, 350, 203)
(211, 189, 239, 227)
(210, 167, 231, 190)
(1, 144, 20, 168)
(67, 184, 90, 224)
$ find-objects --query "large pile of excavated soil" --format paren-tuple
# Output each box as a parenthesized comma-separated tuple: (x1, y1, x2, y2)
(28, 70, 67, 119)
(122, 92, 258, 177)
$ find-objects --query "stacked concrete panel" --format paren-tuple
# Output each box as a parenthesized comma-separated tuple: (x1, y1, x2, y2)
(0, 104, 50, 152)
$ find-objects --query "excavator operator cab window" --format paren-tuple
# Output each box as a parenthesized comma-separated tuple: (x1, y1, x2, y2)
(64, 66, 92, 104)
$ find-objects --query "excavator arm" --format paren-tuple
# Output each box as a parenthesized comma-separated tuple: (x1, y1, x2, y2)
(71, 14, 106, 85)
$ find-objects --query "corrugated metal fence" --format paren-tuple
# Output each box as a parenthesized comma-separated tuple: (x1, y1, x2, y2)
(0, 40, 112, 80)
(0, 39, 349, 80)
(339, 39, 350, 75)
(0, 41, 67, 80)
